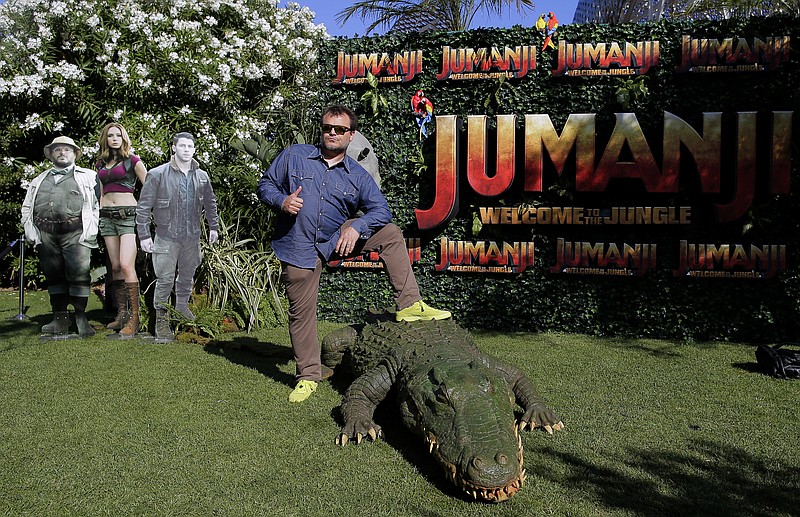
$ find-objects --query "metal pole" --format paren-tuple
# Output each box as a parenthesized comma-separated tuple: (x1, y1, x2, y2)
(14, 236, 28, 321)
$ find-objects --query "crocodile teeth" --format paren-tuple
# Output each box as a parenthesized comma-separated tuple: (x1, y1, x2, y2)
(356, 433, 363, 444)
(368, 428, 377, 441)
(426, 433, 438, 453)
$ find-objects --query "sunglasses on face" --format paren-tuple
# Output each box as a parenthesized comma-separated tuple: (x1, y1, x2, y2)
(321, 124, 353, 135)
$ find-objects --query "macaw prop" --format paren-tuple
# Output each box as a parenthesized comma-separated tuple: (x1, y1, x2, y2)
(543, 12, 559, 51)
(535, 13, 546, 33)
(411, 90, 434, 140)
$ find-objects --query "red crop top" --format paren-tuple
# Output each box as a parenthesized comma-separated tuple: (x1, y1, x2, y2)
(97, 155, 141, 194)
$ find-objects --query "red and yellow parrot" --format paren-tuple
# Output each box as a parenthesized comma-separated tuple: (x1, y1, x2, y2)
(411, 90, 434, 139)
(542, 12, 559, 51)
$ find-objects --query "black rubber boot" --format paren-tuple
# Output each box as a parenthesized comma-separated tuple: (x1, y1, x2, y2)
(41, 293, 70, 334)
(72, 296, 96, 337)
(41, 311, 71, 336)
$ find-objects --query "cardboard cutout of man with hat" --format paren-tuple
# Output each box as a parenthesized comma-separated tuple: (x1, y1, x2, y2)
(21, 136, 100, 338)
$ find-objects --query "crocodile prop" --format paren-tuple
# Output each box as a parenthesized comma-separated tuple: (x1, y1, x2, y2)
(322, 318, 564, 502)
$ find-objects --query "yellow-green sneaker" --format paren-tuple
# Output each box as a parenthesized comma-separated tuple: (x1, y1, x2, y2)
(396, 301, 452, 322)
(288, 380, 317, 403)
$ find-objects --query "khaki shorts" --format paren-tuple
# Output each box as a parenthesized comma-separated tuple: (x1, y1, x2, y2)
(99, 206, 137, 236)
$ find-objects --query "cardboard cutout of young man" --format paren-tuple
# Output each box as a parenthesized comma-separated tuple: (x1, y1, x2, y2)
(135, 132, 219, 342)
(21, 136, 100, 338)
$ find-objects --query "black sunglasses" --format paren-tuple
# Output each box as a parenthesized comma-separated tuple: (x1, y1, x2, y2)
(321, 124, 353, 135)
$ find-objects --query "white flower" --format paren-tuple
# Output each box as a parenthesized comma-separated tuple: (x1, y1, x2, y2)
(50, 1, 69, 16)
(53, 121, 65, 131)
(19, 113, 43, 131)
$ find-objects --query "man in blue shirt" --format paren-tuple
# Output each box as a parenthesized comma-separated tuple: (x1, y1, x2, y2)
(258, 105, 451, 403)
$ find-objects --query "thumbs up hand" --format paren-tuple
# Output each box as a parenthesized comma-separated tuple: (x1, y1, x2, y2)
(282, 186, 303, 216)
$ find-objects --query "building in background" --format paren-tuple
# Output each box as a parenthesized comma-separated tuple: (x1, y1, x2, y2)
(573, 0, 683, 23)
(573, 0, 796, 23)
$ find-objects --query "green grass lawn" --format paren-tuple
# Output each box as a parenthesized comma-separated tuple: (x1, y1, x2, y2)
(1, 290, 799, 516)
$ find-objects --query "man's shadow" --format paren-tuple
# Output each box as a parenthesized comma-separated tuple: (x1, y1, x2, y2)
(203, 336, 295, 387)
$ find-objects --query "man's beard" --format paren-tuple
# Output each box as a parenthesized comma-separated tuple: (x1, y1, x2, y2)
(321, 139, 348, 154)
(52, 157, 74, 168)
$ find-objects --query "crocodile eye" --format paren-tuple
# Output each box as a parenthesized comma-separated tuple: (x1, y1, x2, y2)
(472, 457, 484, 469)
(495, 453, 508, 465)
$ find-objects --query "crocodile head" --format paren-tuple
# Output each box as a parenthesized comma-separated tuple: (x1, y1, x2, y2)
(406, 360, 524, 502)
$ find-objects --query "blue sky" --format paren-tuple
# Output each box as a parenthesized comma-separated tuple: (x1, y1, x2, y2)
(293, 0, 578, 38)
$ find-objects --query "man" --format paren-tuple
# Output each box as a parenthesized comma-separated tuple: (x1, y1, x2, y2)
(136, 132, 219, 341)
(258, 105, 451, 403)
(21, 136, 100, 338)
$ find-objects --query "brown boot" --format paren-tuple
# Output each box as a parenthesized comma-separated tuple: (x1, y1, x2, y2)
(106, 280, 130, 330)
(119, 282, 140, 338)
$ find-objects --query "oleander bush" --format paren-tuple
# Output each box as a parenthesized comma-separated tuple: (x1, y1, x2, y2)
(0, 0, 328, 325)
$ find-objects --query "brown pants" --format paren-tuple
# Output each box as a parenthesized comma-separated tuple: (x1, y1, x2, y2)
(282, 222, 421, 381)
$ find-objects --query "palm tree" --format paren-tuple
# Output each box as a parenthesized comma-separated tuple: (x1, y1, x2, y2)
(335, 0, 536, 34)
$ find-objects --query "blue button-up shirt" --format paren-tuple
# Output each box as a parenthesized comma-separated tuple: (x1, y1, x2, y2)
(257, 144, 392, 269)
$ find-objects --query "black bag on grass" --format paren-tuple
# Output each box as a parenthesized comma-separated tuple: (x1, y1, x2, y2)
(755, 343, 800, 379)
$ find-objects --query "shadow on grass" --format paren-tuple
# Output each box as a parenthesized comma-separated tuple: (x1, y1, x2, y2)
(203, 337, 295, 387)
(531, 437, 800, 515)
(326, 390, 472, 504)
(0, 311, 36, 335)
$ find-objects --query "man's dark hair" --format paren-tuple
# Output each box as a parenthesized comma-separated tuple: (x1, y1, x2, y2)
(173, 132, 196, 145)
(321, 105, 357, 131)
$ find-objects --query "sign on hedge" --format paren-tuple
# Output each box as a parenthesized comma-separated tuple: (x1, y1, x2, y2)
(317, 16, 799, 342)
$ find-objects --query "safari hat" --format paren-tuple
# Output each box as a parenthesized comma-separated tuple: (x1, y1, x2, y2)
(44, 136, 82, 160)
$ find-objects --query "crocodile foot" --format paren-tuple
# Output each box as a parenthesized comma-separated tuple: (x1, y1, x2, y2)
(336, 419, 383, 446)
(518, 404, 565, 434)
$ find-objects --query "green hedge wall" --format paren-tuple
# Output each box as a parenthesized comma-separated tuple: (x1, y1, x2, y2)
(313, 16, 800, 343)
